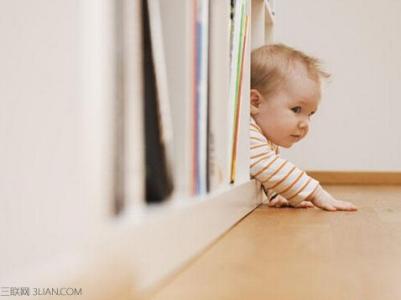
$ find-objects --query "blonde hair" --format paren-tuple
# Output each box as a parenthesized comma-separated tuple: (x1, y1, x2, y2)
(251, 43, 330, 98)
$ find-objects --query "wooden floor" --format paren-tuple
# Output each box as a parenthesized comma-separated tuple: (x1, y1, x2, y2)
(148, 185, 401, 300)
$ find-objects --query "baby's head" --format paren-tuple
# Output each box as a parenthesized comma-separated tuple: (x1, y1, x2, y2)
(250, 44, 330, 148)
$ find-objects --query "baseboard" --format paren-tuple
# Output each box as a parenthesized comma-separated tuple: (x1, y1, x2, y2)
(307, 171, 401, 185)
(10, 180, 262, 300)
(124, 180, 262, 292)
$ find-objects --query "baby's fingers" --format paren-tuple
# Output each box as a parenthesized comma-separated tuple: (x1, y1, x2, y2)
(268, 195, 289, 208)
(333, 200, 358, 211)
(293, 201, 314, 209)
(311, 198, 337, 211)
(318, 202, 337, 211)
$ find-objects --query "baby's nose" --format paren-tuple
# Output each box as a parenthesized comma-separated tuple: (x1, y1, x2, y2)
(298, 120, 309, 129)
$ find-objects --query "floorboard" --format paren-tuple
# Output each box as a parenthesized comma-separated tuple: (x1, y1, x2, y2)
(148, 185, 401, 300)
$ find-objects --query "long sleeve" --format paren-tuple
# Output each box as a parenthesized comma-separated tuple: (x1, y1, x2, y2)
(250, 118, 319, 206)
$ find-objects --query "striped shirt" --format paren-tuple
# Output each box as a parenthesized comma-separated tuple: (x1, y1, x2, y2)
(250, 118, 319, 206)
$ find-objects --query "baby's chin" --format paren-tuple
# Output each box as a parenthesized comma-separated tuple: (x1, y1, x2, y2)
(277, 136, 306, 148)
(276, 141, 296, 149)
(269, 136, 301, 148)
(278, 144, 293, 149)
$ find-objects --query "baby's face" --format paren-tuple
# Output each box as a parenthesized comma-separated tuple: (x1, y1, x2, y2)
(251, 64, 321, 148)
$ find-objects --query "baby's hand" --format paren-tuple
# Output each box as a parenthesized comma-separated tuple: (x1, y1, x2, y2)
(307, 186, 357, 212)
(269, 194, 314, 209)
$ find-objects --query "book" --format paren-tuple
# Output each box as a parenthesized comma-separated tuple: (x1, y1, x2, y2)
(228, 0, 249, 183)
(208, 0, 231, 191)
(147, 0, 174, 161)
(142, 0, 174, 203)
(117, 0, 145, 212)
(159, 0, 194, 196)
(192, 0, 210, 195)
(231, 14, 249, 183)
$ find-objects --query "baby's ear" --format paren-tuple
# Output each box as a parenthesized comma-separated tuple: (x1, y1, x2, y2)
(250, 89, 262, 115)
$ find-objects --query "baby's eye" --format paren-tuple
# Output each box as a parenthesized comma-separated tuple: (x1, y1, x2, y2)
(291, 106, 302, 113)
(309, 111, 315, 117)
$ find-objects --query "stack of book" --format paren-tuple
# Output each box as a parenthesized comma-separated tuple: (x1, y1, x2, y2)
(122, 0, 252, 208)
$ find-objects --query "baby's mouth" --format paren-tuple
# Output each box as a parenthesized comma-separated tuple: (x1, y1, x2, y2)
(290, 135, 303, 142)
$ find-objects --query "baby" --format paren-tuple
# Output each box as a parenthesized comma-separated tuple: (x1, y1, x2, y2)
(250, 44, 357, 211)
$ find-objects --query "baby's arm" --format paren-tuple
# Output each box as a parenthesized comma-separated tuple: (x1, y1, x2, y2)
(250, 134, 319, 207)
(250, 120, 357, 211)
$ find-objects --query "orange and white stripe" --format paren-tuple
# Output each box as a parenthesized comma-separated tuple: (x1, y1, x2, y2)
(250, 118, 319, 206)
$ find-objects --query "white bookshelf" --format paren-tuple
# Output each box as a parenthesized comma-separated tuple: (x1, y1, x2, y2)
(0, 0, 275, 298)
(251, 0, 275, 49)
(265, 0, 275, 26)
(264, 0, 275, 44)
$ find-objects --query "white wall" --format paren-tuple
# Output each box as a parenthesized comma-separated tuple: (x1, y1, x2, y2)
(274, 0, 401, 171)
